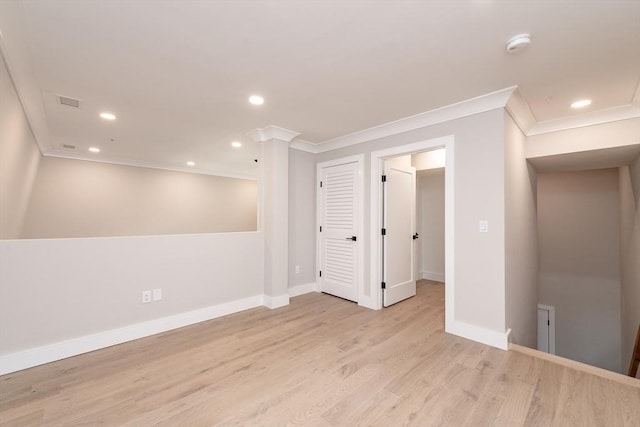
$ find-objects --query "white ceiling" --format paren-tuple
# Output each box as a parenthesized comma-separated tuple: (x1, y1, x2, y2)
(1, 0, 639, 178)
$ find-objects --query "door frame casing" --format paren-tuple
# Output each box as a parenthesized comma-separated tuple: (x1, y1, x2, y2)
(370, 135, 454, 324)
(316, 154, 365, 305)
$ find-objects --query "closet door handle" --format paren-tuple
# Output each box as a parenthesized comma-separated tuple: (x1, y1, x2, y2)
(346, 236, 357, 241)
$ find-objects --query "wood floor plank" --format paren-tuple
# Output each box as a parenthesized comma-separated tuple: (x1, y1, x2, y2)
(2, 280, 639, 426)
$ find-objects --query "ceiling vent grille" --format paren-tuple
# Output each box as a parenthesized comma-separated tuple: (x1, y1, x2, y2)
(58, 95, 80, 108)
(62, 144, 76, 150)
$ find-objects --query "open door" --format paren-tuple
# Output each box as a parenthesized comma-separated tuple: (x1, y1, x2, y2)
(382, 158, 417, 307)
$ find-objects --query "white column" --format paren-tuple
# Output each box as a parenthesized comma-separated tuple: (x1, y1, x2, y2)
(248, 126, 300, 309)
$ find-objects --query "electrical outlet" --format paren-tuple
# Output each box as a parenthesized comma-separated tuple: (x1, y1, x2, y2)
(295, 265, 300, 274)
(142, 290, 152, 304)
(479, 220, 489, 233)
(153, 288, 162, 301)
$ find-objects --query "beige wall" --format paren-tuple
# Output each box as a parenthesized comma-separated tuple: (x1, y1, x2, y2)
(417, 169, 445, 282)
(0, 53, 41, 239)
(412, 148, 445, 170)
(288, 148, 316, 289)
(21, 157, 257, 238)
(0, 232, 264, 362)
(504, 112, 538, 348)
(538, 168, 622, 373)
(619, 154, 640, 377)
(527, 118, 640, 159)
(315, 108, 507, 335)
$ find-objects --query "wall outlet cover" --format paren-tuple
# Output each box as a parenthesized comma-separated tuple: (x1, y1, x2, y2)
(142, 290, 152, 304)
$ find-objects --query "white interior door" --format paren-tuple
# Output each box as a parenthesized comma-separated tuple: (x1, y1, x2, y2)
(383, 159, 417, 307)
(319, 161, 359, 302)
(537, 304, 555, 354)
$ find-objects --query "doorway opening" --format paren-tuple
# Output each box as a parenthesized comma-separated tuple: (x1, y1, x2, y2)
(370, 135, 454, 332)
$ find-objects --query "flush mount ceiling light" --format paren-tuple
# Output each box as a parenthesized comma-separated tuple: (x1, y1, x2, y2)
(89, 147, 101, 153)
(99, 112, 116, 120)
(186, 161, 195, 167)
(231, 141, 242, 148)
(248, 95, 264, 105)
(505, 33, 531, 54)
(571, 99, 592, 109)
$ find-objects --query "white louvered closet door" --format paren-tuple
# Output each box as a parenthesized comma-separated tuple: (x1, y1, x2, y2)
(319, 162, 359, 302)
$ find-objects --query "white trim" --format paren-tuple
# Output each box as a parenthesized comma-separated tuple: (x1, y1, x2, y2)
(370, 135, 454, 312)
(421, 271, 445, 282)
(287, 86, 640, 155)
(311, 87, 515, 154)
(444, 138, 455, 335)
(527, 104, 640, 136)
(447, 320, 509, 350)
(505, 89, 536, 135)
(316, 155, 366, 306)
(0, 295, 264, 375)
(42, 150, 257, 181)
(263, 294, 290, 309)
(247, 125, 301, 143)
(289, 138, 320, 153)
(289, 282, 318, 297)
(537, 303, 557, 355)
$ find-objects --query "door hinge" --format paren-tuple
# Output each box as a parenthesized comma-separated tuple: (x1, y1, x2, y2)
(381, 282, 386, 289)
(548, 320, 550, 326)
(320, 181, 323, 188)
(319, 270, 322, 277)
(319, 226, 322, 232)
(381, 228, 386, 236)
(381, 175, 387, 182)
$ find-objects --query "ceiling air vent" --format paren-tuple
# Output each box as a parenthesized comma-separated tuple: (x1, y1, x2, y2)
(58, 95, 80, 108)
(62, 144, 76, 150)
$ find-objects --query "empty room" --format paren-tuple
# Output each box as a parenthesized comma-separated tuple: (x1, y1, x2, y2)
(1, 1, 639, 425)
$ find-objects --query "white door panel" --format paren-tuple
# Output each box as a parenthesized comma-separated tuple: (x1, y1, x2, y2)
(383, 161, 416, 307)
(537, 307, 550, 353)
(320, 162, 359, 302)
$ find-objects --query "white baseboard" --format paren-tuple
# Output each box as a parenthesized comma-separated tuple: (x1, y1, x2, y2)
(263, 294, 290, 309)
(421, 271, 445, 282)
(446, 319, 509, 350)
(288, 282, 317, 297)
(0, 295, 264, 375)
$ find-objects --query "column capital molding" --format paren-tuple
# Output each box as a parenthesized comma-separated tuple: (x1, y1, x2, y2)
(247, 125, 301, 143)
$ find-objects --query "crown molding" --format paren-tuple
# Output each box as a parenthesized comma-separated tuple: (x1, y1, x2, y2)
(42, 150, 257, 181)
(526, 104, 640, 137)
(247, 125, 301, 143)
(505, 88, 537, 135)
(289, 138, 320, 153)
(303, 86, 517, 154)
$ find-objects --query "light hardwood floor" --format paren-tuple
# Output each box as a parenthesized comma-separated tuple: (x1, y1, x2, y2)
(1, 281, 639, 426)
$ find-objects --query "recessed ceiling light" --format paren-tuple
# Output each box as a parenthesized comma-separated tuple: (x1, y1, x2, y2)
(571, 99, 592, 109)
(186, 161, 195, 167)
(249, 95, 264, 105)
(506, 33, 531, 54)
(231, 141, 242, 148)
(99, 112, 116, 120)
(89, 147, 101, 153)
